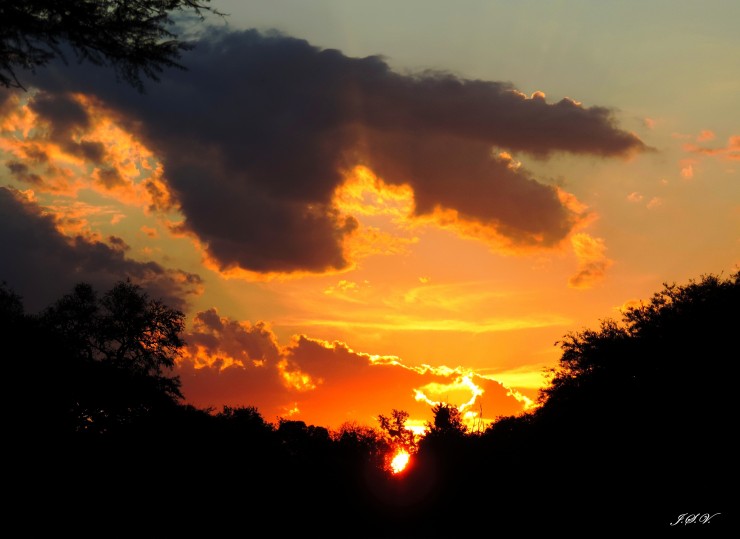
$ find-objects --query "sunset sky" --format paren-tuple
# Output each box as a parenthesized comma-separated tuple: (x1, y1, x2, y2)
(1, 0, 738, 432)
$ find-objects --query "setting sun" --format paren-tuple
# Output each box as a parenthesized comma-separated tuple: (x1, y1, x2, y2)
(389, 449, 411, 474)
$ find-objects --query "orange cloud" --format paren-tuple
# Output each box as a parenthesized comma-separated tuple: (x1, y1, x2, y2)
(140, 225, 158, 238)
(568, 233, 613, 289)
(177, 310, 529, 429)
(627, 192, 662, 210)
(41, 199, 127, 239)
(344, 225, 419, 260)
(684, 135, 740, 161)
(334, 166, 415, 219)
(0, 91, 37, 135)
(323, 279, 373, 301)
(643, 117, 657, 130)
(333, 164, 598, 265)
(646, 197, 663, 209)
(680, 158, 697, 179)
(1, 91, 179, 220)
(184, 308, 281, 370)
(408, 187, 593, 257)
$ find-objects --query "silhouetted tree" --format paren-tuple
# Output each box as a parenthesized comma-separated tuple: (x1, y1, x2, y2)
(377, 408, 416, 453)
(426, 402, 467, 437)
(3, 281, 86, 436)
(0, 0, 223, 90)
(217, 405, 273, 433)
(41, 279, 186, 433)
(539, 271, 738, 430)
(477, 271, 739, 532)
(334, 421, 389, 466)
(277, 418, 332, 457)
(0, 281, 23, 322)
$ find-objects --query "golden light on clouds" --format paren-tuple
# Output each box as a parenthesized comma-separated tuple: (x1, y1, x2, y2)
(568, 233, 613, 289)
(45, 200, 126, 239)
(286, 314, 572, 334)
(497, 150, 523, 171)
(277, 359, 321, 391)
(334, 165, 419, 267)
(174, 311, 534, 430)
(0, 94, 592, 426)
(0, 93, 36, 135)
(172, 157, 602, 285)
(0, 91, 183, 251)
(334, 165, 416, 219)
(413, 373, 483, 411)
(405, 182, 593, 259)
(333, 165, 597, 267)
(343, 224, 419, 260)
(416, 205, 537, 254)
(685, 134, 740, 162)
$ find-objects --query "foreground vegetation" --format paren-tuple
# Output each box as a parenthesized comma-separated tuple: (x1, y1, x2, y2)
(4, 271, 736, 535)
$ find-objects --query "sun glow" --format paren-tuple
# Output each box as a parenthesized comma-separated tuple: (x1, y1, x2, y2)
(389, 449, 410, 474)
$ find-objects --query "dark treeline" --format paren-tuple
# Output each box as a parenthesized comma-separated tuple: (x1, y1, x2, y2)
(4, 272, 736, 536)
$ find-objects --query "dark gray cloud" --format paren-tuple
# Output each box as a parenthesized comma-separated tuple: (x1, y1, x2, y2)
(0, 187, 202, 312)
(22, 29, 649, 274)
(0, 90, 19, 117)
(29, 91, 106, 163)
(5, 161, 44, 186)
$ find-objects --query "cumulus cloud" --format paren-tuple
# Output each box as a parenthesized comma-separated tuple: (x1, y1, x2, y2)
(0, 187, 202, 311)
(178, 309, 527, 428)
(185, 308, 282, 368)
(20, 29, 649, 276)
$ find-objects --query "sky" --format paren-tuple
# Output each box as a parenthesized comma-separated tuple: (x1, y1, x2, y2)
(1, 0, 738, 432)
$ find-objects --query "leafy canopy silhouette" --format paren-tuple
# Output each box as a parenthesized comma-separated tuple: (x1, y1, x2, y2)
(377, 408, 417, 453)
(426, 402, 467, 437)
(0, 0, 223, 90)
(40, 279, 187, 433)
(539, 270, 738, 420)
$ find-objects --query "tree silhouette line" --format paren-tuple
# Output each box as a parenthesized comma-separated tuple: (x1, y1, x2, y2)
(1, 0, 223, 91)
(4, 271, 736, 535)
